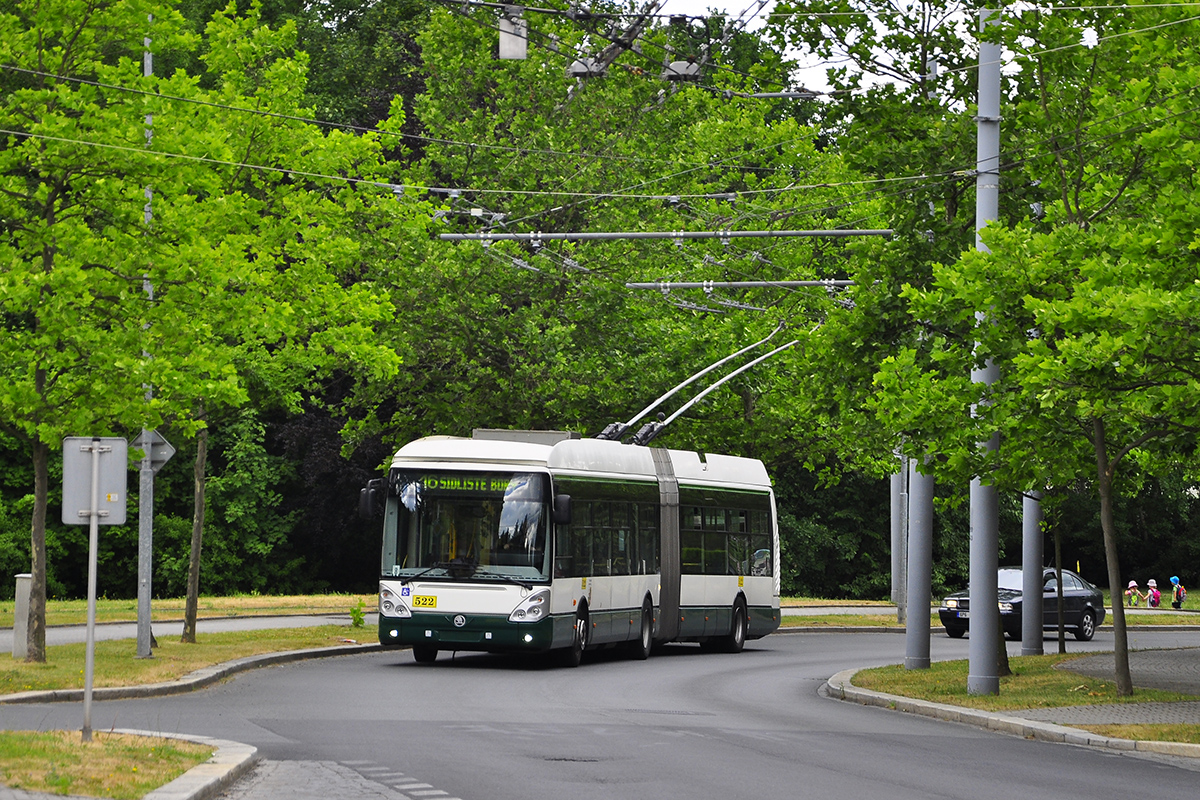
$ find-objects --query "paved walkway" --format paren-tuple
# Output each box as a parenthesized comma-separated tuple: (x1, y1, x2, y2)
(1016, 646, 1200, 725)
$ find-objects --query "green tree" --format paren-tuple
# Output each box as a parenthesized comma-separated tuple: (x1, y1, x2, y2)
(871, 9, 1200, 694)
(0, 0, 407, 658)
(346, 7, 881, 467)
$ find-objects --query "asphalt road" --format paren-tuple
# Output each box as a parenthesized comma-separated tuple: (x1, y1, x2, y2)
(5, 628, 1200, 800)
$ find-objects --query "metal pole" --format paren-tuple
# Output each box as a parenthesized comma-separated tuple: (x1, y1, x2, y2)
(137, 18, 155, 659)
(905, 459, 935, 669)
(1021, 492, 1045, 655)
(890, 458, 904, 606)
(897, 461, 909, 625)
(627, 280, 857, 290)
(439, 229, 893, 242)
(967, 7, 1003, 696)
(82, 440, 101, 742)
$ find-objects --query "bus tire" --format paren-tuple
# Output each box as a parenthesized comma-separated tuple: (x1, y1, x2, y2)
(559, 605, 589, 667)
(718, 600, 747, 654)
(628, 599, 653, 661)
(412, 645, 438, 663)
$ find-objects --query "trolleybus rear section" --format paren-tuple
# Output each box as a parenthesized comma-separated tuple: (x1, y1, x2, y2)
(367, 430, 780, 665)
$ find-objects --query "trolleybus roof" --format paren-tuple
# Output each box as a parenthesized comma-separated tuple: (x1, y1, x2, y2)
(391, 433, 770, 490)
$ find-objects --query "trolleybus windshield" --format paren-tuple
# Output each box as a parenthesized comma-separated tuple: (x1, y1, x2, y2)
(381, 471, 551, 583)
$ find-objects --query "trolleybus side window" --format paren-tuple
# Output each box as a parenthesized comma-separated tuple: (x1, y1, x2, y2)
(553, 478, 658, 579)
(638, 503, 659, 574)
(677, 488, 774, 577)
(750, 510, 771, 576)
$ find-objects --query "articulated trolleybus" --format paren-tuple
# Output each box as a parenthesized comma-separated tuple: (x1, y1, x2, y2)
(368, 429, 780, 666)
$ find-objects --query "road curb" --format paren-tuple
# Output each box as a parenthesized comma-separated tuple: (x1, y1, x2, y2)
(107, 730, 259, 800)
(0, 642, 389, 705)
(822, 667, 1200, 759)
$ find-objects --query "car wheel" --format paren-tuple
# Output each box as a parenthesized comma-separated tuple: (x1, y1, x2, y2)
(1007, 627, 1022, 641)
(1074, 609, 1096, 641)
(945, 626, 966, 639)
(412, 645, 438, 663)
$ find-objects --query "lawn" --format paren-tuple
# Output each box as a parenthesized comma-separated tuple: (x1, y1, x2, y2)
(0, 730, 212, 799)
(1, 625, 364, 695)
(853, 653, 1200, 744)
(0, 593, 374, 629)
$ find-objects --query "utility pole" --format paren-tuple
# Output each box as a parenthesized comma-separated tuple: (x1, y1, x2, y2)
(1021, 491, 1044, 654)
(967, 7, 1003, 696)
(892, 456, 908, 624)
(905, 458, 935, 669)
(136, 16, 155, 660)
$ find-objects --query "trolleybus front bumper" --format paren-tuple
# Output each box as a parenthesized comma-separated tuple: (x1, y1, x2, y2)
(378, 612, 569, 653)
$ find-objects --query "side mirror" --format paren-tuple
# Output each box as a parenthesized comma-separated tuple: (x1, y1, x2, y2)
(359, 478, 383, 520)
(552, 493, 572, 526)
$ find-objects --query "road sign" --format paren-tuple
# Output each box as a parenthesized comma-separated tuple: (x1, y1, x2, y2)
(62, 437, 128, 526)
(131, 429, 175, 473)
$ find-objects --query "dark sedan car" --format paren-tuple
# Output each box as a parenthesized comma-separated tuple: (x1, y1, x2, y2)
(938, 568, 1105, 641)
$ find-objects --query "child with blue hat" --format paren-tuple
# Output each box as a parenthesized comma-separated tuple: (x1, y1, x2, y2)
(1170, 576, 1187, 609)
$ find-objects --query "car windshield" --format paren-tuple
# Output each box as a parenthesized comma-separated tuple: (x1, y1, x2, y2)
(997, 569, 1025, 591)
(381, 471, 551, 582)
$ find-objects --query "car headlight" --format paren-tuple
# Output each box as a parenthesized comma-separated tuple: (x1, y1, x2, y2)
(944, 598, 959, 609)
(379, 585, 411, 618)
(509, 589, 550, 623)
(998, 602, 1014, 613)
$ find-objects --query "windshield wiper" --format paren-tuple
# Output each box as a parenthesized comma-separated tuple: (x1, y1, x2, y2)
(399, 557, 479, 585)
(472, 568, 534, 590)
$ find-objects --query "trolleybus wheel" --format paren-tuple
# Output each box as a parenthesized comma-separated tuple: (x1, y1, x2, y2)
(412, 645, 438, 663)
(628, 599, 653, 661)
(560, 606, 589, 667)
(718, 600, 747, 654)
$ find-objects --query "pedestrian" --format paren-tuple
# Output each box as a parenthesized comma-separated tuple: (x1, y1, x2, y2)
(1170, 576, 1188, 609)
(1146, 578, 1161, 608)
(1124, 580, 1140, 607)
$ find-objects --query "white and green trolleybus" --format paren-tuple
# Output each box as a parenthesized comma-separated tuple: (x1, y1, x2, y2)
(369, 429, 780, 666)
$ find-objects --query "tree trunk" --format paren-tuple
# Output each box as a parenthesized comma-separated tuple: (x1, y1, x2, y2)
(181, 427, 208, 644)
(26, 434, 49, 663)
(1094, 417, 1133, 696)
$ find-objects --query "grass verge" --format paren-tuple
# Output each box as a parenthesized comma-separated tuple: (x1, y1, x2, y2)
(1078, 723, 1200, 743)
(0, 730, 211, 799)
(853, 653, 1200, 744)
(0, 594, 374, 629)
(1, 625, 363, 695)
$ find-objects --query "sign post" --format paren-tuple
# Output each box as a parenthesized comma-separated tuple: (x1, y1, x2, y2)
(62, 437, 128, 742)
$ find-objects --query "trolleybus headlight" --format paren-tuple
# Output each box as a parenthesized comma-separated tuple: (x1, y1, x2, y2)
(509, 589, 550, 623)
(379, 584, 412, 618)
